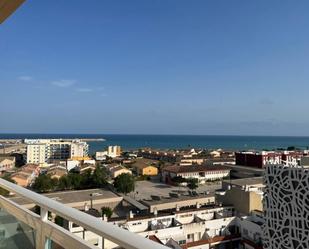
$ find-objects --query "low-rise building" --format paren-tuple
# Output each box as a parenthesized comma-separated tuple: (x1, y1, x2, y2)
(179, 158, 205, 166)
(162, 165, 230, 184)
(0, 156, 15, 174)
(79, 164, 96, 173)
(47, 165, 67, 179)
(141, 194, 216, 213)
(216, 177, 264, 215)
(95, 151, 107, 161)
(107, 164, 132, 179)
(11, 164, 40, 187)
(66, 159, 81, 171)
(132, 159, 159, 176)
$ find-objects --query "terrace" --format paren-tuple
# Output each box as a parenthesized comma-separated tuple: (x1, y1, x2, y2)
(0, 178, 168, 249)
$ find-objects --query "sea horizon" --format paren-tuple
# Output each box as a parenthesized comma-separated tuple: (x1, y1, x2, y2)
(1, 133, 309, 154)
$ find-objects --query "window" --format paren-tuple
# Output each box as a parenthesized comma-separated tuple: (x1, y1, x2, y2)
(178, 240, 186, 245)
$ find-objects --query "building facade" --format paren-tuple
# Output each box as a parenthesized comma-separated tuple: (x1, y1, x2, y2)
(26, 139, 88, 165)
(162, 165, 230, 184)
(0, 157, 15, 174)
(236, 150, 309, 169)
(264, 164, 309, 249)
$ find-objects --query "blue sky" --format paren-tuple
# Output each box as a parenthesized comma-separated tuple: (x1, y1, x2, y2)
(1, 0, 309, 135)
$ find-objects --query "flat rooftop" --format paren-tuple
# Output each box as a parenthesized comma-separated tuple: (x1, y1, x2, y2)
(10, 188, 121, 208)
(141, 193, 215, 206)
(223, 177, 263, 187)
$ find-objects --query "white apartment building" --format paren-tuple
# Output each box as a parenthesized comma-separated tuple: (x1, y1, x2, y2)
(69, 205, 238, 249)
(70, 142, 88, 158)
(26, 139, 88, 165)
(26, 143, 47, 165)
(108, 145, 121, 158)
(68, 204, 264, 249)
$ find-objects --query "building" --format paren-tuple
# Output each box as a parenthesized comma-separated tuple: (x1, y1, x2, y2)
(26, 139, 88, 166)
(96, 151, 107, 161)
(107, 146, 121, 158)
(179, 158, 205, 166)
(11, 164, 40, 187)
(10, 188, 123, 210)
(0, 156, 15, 174)
(107, 164, 132, 179)
(26, 143, 47, 165)
(70, 142, 88, 158)
(263, 163, 309, 249)
(235, 150, 309, 169)
(238, 210, 264, 249)
(235, 151, 282, 169)
(162, 165, 230, 184)
(217, 177, 264, 215)
(132, 159, 159, 176)
(79, 164, 96, 173)
(139, 149, 179, 163)
(96, 146, 122, 160)
(47, 165, 67, 179)
(141, 193, 216, 213)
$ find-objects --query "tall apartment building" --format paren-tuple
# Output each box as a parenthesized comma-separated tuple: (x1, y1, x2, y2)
(264, 164, 309, 249)
(26, 139, 88, 165)
(107, 145, 121, 158)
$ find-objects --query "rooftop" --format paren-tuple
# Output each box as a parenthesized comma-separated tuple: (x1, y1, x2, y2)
(141, 192, 215, 206)
(222, 177, 263, 187)
(10, 188, 120, 207)
(131, 158, 159, 169)
(163, 164, 230, 174)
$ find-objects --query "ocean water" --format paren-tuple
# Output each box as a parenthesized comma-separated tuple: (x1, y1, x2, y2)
(1, 134, 309, 154)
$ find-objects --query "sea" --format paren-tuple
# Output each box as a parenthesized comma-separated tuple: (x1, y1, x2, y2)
(1, 134, 309, 155)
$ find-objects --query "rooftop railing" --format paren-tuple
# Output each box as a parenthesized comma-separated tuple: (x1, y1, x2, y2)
(0, 178, 168, 249)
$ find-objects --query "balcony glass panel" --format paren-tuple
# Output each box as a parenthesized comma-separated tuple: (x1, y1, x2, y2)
(0, 205, 36, 249)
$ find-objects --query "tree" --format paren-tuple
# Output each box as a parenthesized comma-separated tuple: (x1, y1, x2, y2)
(32, 175, 54, 193)
(58, 175, 72, 190)
(67, 173, 82, 189)
(113, 173, 135, 194)
(172, 176, 186, 185)
(187, 178, 198, 190)
(80, 169, 93, 188)
(101, 207, 113, 218)
(92, 166, 107, 187)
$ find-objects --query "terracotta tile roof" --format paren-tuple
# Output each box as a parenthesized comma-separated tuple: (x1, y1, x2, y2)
(148, 235, 164, 244)
(132, 158, 158, 169)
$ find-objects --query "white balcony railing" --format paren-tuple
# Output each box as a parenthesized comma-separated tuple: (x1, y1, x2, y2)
(0, 178, 168, 249)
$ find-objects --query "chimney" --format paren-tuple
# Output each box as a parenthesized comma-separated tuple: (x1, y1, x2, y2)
(129, 211, 134, 219)
(176, 205, 180, 212)
(196, 202, 200, 209)
(84, 203, 89, 211)
(154, 208, 158, 216)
